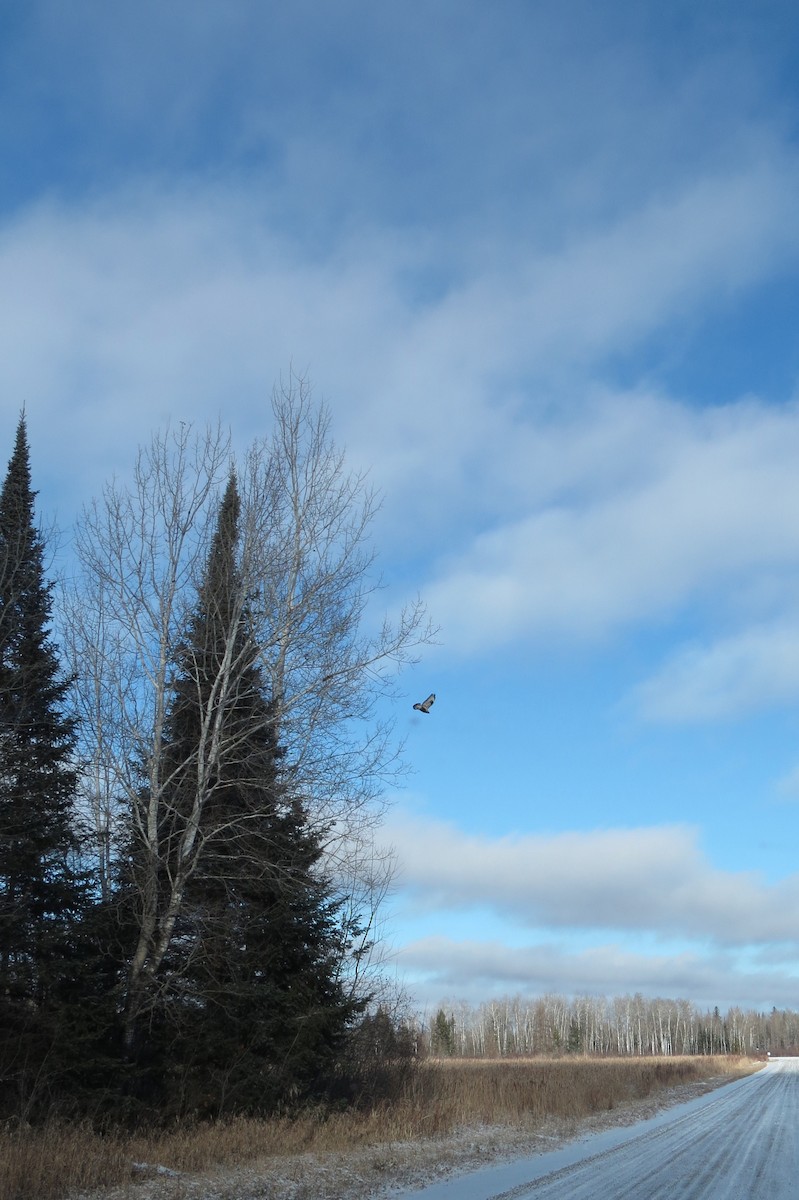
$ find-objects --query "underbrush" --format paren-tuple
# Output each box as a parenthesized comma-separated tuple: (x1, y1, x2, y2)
(0, 1055, 758, 1200)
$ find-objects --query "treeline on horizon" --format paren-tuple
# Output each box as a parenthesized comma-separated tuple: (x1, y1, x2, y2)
(422, 994, 799, 1058)
(0, 382, 433, 1126)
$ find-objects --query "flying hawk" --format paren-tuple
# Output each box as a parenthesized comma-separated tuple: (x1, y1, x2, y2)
(413, 693, 435, 714)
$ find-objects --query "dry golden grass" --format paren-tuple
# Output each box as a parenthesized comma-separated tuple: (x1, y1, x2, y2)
(401, 1054, 752, 1132)
(0, 1056, 758, 1200)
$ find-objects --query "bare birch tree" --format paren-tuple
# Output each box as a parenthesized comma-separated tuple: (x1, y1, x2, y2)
(237, 376, 432, 991)
(65, 378, 433, 1048)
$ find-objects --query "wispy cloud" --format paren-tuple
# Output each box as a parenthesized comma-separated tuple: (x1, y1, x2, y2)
(3, 163, 799, 744)
(634, 621, 799, 722)
(511, 155, 799, 363)
(4, 167, 799, 729)
(4, 143, 798, 522)
(422, 395, 799, 651)
(776, 764, 799, 800)
(396, 935, 799, 1011)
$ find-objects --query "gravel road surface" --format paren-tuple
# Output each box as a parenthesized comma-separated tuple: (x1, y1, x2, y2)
(396, 1057, 798, 1200)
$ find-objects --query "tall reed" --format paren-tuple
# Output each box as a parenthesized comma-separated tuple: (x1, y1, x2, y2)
(0, 1056, 756, 1200)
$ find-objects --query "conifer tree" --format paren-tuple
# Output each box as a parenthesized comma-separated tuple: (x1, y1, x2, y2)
(138, 472, 360, 1111)
(0, 414, 85, 1112)
(71, 396, 433, 1085)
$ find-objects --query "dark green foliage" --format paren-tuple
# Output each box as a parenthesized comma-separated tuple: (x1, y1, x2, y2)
(133, 473, 362, 1114)
(431, 1008, 456, 1057)
(166, 797, 361, 1115)
(567, 1018, 582, 1053)
(335, 1006, 420, 1106)
(0, 415, 88, 1116)
(0, 429, 379, 1124)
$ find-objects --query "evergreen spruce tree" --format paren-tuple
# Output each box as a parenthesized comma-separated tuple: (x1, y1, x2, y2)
(145, 472, 360, 1113)
(0, 414, 85, 1115)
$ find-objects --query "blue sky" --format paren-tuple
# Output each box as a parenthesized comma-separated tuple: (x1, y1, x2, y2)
(4, 0, 799, 1013)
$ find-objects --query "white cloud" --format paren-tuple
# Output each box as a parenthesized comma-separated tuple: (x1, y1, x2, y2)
(1, 136, 797, 524)
(2, 143, 799, 698)
(514, 154, 799, 361)
(395, 935, 799, 1011)
(776, 765, 799, 800)
(0, 189, 416, 517)
(381, 810, 799, 1008)
(634, 622, 799, 722)
(382, 811, 799, 947)
(423, 395, 799, 652)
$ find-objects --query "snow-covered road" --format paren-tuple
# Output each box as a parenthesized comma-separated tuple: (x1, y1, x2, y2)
(396, 1058, 799, 1200)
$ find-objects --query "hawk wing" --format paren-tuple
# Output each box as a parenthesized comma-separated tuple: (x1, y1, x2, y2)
(413, 693, 435, 713)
